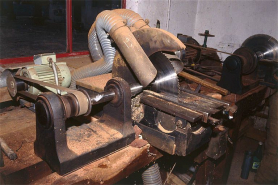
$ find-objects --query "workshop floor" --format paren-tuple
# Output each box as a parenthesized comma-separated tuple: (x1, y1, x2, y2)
(227, 136, 259, 185)
(227, 113, 267, 185)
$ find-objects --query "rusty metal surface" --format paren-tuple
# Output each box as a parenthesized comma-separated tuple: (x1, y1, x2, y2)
(112, 52, 138, 85)
(112, 50, 181, 131)
(141, 91, 203, 123)
(129, 138, 148, 148)
(233, 47, 258, 75)
(132, 28, 185, 57)
(113, 27, 185, 91)
(141, 90, 228, 124)
(111, 26, 157, 87)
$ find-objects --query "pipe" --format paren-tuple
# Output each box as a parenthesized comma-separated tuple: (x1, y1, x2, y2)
(110, 25, 157, 87)
(183, 67, 219, 82)
(70, 58, 107, 88)
(89, 83, 143, 105)
(112, 9, 150, 29)
(142, 163, 162, 185)
(0, 137, 17, 160)
(76, 9, 150, 86)
(87, 9, 149, 62)
(90, 90, 115, 105)
(88, 22, 103, 62)
(71, 10, 156, 88)
(49, 59, 61, 95)
(71, 10, 121, 89)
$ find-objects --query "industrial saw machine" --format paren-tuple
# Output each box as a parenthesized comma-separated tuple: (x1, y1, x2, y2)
(4, 9, 277, 176)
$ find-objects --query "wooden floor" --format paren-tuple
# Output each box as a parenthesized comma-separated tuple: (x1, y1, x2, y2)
(0, 107, 161, 184)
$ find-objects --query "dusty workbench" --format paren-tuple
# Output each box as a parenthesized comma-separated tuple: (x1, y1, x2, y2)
(0, 107, 161, 184)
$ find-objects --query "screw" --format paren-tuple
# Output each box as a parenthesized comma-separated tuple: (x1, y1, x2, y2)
(176, 120, 183, 127)
(10, 81, 14, 88)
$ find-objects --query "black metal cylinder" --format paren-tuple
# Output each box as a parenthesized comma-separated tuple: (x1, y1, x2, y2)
(241, 150, 253, 179)
(60, 94, 80, 118)
(0, 148, 4, 167)
(90, 91, 115, 105)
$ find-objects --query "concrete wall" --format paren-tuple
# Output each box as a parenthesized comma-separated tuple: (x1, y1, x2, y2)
(193, 0, 278, 60)
(127, 0, 170, 29)
(126, 0, 278, 59)
(126, 0, 198, 36)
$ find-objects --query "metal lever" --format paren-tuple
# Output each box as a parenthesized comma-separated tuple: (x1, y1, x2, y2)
(48, 58, 61, 95)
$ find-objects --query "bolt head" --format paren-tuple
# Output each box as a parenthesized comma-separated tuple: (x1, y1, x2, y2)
(176, 120, 183, 127)
(10, 81, 14, 88)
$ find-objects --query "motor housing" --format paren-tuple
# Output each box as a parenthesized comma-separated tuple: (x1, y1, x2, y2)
(20, 62, 71, 95)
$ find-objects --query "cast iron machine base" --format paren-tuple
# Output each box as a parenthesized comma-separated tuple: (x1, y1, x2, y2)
(34, 78, 135, 175)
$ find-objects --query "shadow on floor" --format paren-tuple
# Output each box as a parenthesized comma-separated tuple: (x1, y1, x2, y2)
(227, 137, 260, 185)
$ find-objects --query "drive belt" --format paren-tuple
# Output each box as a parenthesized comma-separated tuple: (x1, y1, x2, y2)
(14, 75, 75, 93)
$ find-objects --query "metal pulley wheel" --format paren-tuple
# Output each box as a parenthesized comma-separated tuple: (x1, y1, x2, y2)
(6, 73, 27, 98)
(233, 47, 258, 75)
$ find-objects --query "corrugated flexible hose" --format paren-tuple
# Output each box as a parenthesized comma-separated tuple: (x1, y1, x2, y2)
(142, 163, 163, 185)
(113, 9, 150, 29)
(88, 9, 149, 62)
(88, 22, 103, 62)
(70, 10, 125, 89)
(71, 9, 149, 89)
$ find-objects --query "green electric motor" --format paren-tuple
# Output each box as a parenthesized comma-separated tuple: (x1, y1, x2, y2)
(19, 53, 71, 95)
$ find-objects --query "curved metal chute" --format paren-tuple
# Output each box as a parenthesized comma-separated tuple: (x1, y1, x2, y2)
(113, 27, 183, 93)
(113, 28, 183, 133)
(132, 28, 186, 57)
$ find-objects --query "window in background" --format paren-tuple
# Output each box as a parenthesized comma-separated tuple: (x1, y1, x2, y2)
(0, 0, 122, 59)
(72, 0, 121, 52)
(0, 0, 67, 59)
